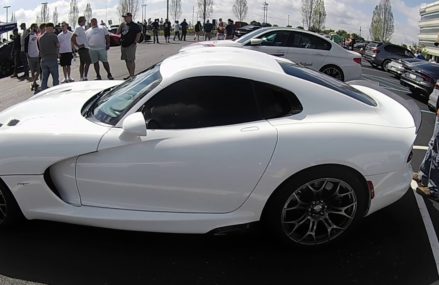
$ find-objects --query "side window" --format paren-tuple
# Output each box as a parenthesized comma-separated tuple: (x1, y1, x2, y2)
(141, 77, 260, 129)
(287, 32, 331, 50)
(254, 81, 303, 119)
(258, 31, 290, 47)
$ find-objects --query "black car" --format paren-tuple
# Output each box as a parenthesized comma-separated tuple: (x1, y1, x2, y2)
(234, 25, 261, 38)
(0, 41, 17, 77)
(400, 62, 439, 96)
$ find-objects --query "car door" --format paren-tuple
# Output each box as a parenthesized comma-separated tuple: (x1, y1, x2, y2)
(244, 30, 290, 58)
(285, 31, 331, 71)
(75, 76, 278, 213)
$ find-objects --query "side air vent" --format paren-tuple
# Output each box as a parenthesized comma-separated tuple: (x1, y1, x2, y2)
(7, 119, 19, 126)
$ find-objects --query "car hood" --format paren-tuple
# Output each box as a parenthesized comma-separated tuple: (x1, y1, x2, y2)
(0, 80, 122, 175)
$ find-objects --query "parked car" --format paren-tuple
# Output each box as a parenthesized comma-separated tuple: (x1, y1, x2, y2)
(0, 41, 22, 77)
(353, 42, 367, 55)
(428, 81, 439, 111)
(234, 24, 261, 38)
(363, 42, 415, 70)
(0, 47, 420, 247)
(400, 62, 439, 97)
(182, 27, 362, 81)
(387, 58, 427, 78)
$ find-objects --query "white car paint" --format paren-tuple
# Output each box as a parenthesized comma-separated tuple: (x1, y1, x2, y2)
(0, 48, 418, 241)
(180, 27, 362, 81)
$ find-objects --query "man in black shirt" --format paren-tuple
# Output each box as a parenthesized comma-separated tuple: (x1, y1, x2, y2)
(152, 19, 160, 44)
(118, 12, 141, 79)
(10, 28, 21, 78)
(180, 19, 188, 41)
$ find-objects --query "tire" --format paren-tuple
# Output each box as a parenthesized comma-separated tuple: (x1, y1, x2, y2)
(0, 61, 12, 77)
(262, 166, 368, 247)
(320, 65, 344, 81)
(382, 59, 391, 72)
(0, 180, 24, 228)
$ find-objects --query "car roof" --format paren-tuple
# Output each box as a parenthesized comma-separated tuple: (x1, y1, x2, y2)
(160, 47, 287, 78)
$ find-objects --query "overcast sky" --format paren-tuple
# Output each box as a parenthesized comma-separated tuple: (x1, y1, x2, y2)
(0, 0, 431, 45)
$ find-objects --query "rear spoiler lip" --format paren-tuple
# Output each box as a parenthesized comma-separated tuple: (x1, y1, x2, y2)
(347, 80, 422, 134)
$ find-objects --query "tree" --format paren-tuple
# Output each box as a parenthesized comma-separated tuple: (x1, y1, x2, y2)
(170, 0, 182, 21)
(301, 0, 315, 30)
(69, 0, 79, 28)
(311, 0, 326, 32)
(369, 0, 394, 42)
(118, 0, 139, 21)
(84, 3, 92, 24)
(53, 7, 59, 25)
(233, 0, 248, 22)
(198, 0, 213, 24)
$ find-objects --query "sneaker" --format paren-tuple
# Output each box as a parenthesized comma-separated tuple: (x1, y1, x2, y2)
(68, 78, 75, 82)
(416, 186, 439, 201)
(107, 73, 114, 80)
(82, 77, 88, 81)
(123, 76, 131, 80)
(61, 79, 69, 84)
(96, 75, 102, 80)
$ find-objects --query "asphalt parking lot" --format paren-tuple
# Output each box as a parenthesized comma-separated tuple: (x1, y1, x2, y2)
(0, 43, 439, 285)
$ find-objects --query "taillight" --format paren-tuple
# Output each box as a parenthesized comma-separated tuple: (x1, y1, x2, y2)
(353, 58, 362, 64)
(421, 74, 434, 83)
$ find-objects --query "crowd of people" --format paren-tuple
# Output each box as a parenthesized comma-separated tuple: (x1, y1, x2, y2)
(9, 14, 237, 93)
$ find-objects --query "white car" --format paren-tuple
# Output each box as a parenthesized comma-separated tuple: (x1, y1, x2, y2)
(428, 80, 439, 111)
(0, 47, 419, 247)
(181, 27, 362, 82)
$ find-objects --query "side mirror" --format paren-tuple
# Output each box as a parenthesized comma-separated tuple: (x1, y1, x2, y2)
(122, 112, 147, 137)
(250, 38, 263, 45)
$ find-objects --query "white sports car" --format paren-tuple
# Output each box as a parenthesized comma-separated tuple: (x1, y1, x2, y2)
(181, 27, 362, 82)
(0, 47, 420, 247)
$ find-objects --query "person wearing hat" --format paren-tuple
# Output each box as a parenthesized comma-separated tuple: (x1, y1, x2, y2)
(117, 12, 141, 79)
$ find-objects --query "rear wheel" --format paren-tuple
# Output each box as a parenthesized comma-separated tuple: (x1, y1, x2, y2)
(263, 167, 368, 247)
(382, 59, 391, 72)
(320, 65, 344, 81)
(0, 181, 23, 228)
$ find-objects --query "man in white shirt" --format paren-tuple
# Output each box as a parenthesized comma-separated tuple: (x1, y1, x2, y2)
(71, 16, 91, 81)
(24, 23, 40, 91)
(58, 22, 74, 83)
(85, 18, 113, 80)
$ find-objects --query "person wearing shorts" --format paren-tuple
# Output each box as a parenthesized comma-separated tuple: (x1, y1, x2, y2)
(25, 23, 40, 91)
(86, 18, 113, 80)
(58, 22, 74, 83)
(72, 16, 91, 81)
(118, 13, 141, 79)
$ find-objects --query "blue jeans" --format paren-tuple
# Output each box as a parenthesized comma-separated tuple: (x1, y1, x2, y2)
(41, 59, 59, 90)
(419, 116, 439, 192)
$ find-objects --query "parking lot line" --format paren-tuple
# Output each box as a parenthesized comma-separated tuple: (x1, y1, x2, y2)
(414, 146, 429, 151)
(412, 180, 439, 276)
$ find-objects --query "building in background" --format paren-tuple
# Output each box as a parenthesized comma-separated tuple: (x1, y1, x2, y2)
(420, 1, 439, 61)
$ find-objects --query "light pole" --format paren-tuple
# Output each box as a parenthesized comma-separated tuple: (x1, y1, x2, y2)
(4, 5, 10, 23)
(142, 4, 147, 22)
(41, 2, 48, 23)
(166, 0, 169, 21)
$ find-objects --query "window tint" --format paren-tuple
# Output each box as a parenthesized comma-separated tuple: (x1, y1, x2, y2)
(288, 32, 331, 50)
(141, 77, 260, 129)
(258, 31, 291, 46)
(278, 61, 377, 107)
(253, 81, 302, 119)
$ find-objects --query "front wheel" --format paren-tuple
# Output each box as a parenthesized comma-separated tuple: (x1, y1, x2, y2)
(0, 181, 23, 228)
(263, 167, 368, 247)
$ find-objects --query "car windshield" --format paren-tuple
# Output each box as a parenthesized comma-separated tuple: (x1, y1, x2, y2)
(91, 64, 162, 125)
(235, 28, 266, 43)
